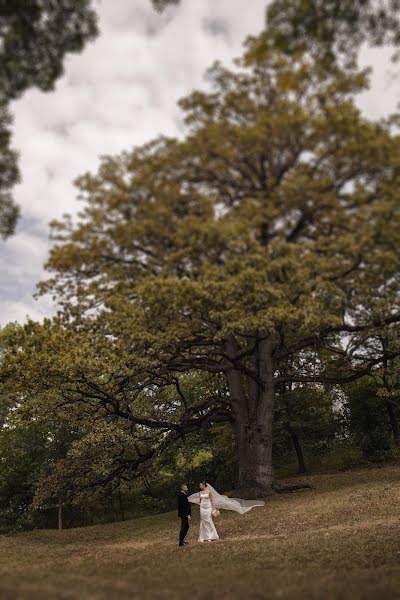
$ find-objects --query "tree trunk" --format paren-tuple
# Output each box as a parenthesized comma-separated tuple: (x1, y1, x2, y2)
(118, 487, 125, 521)
(58, 498, 63, 530)
(386, 399, 400, 447)
(381, 337, 400, 447)
(283, 387, 307, 474)
(225, 334, 276, 498)
(234, 385, 275, 497)
(110, 491, 118, 522)
(143, 474, 154, 497)
(289, 426, 307, 474)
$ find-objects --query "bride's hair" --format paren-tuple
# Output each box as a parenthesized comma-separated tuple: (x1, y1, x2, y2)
(200, 481, 207, 488)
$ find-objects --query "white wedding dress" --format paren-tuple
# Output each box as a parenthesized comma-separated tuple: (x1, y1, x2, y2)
(188, 483, 264, 542)
(198, 491, 219, 542)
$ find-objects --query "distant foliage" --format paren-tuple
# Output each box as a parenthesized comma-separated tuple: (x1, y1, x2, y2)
(0, 102, 19, 239)
(274, 384, 338, 472)
(151, 0, 181, 11)
(0, 1, 98, 101)
(0, 0, 98, 239)
(345, 377, 394, 462)
(265, 0, 400, 65)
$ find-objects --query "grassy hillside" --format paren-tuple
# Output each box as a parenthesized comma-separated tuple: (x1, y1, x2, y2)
(1, 465, 400, 599)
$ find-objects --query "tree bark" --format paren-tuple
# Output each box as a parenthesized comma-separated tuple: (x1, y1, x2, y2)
(118, 487, 125, 521)
(283, 385, 307, 474)
(58, 498, 63, 530)
(110, 491, 118, 522)
(225, 334, 276, 497)
(386, 399, 400, 447)
(289, 426, 307, 474)
(382, 337, 400, 447)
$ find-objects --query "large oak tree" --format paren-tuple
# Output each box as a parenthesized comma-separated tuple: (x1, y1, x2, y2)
(3, 36, 400, 498)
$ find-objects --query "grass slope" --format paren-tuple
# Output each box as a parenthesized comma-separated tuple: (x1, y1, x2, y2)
(1, 465, 400, 599)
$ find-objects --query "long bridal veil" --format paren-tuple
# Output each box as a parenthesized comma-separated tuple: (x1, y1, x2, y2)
(188, 483, 265, 514)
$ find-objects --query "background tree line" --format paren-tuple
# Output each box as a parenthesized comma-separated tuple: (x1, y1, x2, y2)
(0, 368, 399, 532)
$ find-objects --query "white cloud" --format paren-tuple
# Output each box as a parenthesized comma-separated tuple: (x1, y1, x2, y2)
(0, 0, 399, 326)
(357, 46, 399, 118)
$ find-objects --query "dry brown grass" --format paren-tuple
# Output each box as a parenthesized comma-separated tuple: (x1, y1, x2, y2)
(1, 464, 400, 599)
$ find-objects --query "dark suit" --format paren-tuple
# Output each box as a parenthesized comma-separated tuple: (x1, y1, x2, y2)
(178, 491, 191, 545)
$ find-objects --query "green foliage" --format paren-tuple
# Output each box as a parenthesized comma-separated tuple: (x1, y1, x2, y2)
(0, 421, 47, 532)
(376, 356, 400, 409)
(0, 415, 82, 532)
(0, 1, 98, 239)
(151, 0, 180, 11)
(0, 1, 98, 101)
(0, 102, 19, 239)
(138, 424, 237, 513)
(0, 384, 153, 530)
(265, 0, 400, 65)
(274, 384, 337, 470)
(345, 377, 393, 462)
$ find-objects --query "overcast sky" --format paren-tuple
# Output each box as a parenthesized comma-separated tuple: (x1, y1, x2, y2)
(0, 0, 399, 327)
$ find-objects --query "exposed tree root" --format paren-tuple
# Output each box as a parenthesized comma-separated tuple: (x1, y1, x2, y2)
(274, 482, 315, 494)
(231, 487, 274, 499)
(231, 481, 314, 499)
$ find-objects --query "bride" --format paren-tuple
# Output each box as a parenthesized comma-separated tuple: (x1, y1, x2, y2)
(188, 481, 264, 543)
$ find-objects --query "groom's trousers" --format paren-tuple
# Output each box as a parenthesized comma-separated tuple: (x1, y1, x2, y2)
(179, 516, 189, 545)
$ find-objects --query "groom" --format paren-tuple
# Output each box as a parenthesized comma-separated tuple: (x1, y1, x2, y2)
(177, 483, 191, 546)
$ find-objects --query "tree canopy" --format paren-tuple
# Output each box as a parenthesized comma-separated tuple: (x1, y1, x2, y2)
(265, 0, 400, 64)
